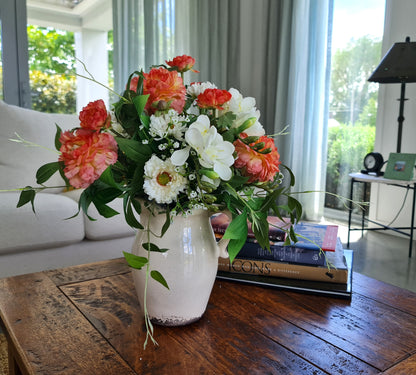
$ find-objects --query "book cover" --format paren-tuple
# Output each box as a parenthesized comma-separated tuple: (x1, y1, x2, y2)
(216, 250, 353, 299)
(210, 213, 289, 242)
(236, 240, 326, 267)
(217, 239, 348, 284)
(292, 222, 338, 252)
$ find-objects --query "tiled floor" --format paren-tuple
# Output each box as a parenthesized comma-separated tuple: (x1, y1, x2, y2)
(335, 221, 416, 293)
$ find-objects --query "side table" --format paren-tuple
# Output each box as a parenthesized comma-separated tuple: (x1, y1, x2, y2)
(347, 172, 416, 257)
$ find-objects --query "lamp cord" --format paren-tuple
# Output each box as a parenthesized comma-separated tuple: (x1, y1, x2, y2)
(385, 186, 410, 227)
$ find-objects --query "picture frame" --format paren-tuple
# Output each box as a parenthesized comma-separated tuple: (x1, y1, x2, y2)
(384, 152, 416, 181)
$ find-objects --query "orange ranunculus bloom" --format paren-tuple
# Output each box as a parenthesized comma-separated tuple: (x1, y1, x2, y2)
(59, 128, 118, 189)
(233, 133, 281, 183)
(166, 55, 199, 73)
(197, 88, 232, 110)
(79, 100, 111, 131)
(142, 67, 186, 115)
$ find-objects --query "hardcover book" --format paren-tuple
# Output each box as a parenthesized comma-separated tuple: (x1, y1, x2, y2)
(236, 240, 326, 267)
(217, 239, 348, 284)
(217, 250, 353, 299)
(291, 222, 339, 252)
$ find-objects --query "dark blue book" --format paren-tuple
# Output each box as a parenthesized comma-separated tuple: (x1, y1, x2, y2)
(237, 240, 326, 266)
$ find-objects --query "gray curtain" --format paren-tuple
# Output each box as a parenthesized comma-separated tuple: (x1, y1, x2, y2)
(112, 0, 175, 95)
(187, 0, 291, 136)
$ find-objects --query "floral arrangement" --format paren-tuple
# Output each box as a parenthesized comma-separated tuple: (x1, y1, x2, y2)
(17, 54, 304, 347)
(18, 54, 302, 260)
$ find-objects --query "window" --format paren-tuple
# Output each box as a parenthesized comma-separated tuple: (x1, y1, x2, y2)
(28, 26, 76, 113)
(325, 0, 386, 214)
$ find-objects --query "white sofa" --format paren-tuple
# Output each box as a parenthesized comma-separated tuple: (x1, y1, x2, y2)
(0, 100, 136, 278)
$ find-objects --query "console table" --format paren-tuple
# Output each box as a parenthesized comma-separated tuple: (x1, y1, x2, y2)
(1, 258, 416, 374)
(347, 172, 416, 257)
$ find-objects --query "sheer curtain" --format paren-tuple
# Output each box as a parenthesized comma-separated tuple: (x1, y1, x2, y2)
(112, 0, 333, 220)
(282, 0, 333, 220)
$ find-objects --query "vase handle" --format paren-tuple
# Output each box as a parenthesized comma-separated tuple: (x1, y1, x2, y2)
(216, 210, 232, 258)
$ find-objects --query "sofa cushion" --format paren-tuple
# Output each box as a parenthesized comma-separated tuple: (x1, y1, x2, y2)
(0, 192, 84, 254)
(0, 100, 78, 190)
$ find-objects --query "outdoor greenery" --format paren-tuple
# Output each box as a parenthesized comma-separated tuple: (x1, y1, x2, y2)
(27, 26, 76, 113)
(27, 26, 113, 114)
(325, 36, 382, 210)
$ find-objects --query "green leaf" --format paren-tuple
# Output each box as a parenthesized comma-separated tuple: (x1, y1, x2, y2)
(54, 124, 62, 151)
(132, 94, 150, 116)
(17, 188, 36, 213)
(95, 203, 119, 218)
(123, 251, 148, 269)
(36, 162, 60, 184)
(288, 196, 303, 220)
(160, 210, 171, 237)
(280, 163, 296, 187)
(142, 242, 169, 253)
(223, 211, 248, 240)
(250, 214, 270, 250)
(99, 167, 121, 189)
(227, 237, 247, 263)
(150, 270, 169, 289)
(123, 195, 143, 229)
(116, 137, 152, 163)
(78, 189, 96, 221)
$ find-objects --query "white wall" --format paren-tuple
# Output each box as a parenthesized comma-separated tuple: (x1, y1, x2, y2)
(370, 0, 416, 233)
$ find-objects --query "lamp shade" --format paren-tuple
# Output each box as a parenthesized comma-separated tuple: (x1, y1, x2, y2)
(368, 37, 416, 83)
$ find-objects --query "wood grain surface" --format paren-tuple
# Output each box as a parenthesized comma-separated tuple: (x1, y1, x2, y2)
(1, 258, 416, 374)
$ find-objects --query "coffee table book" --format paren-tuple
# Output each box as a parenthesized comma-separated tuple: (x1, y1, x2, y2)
(218, 239, 348, 284)
(217, 249, 353, 299)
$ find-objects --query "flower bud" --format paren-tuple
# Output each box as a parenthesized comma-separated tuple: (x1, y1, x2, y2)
(199, 168, 220, 179)
(258, 147, 272, 154)
(237, 117, 257, 133)
(156, 100, 169, 111)
(241, 135, 260, 145)
(252, 142, 265, 151)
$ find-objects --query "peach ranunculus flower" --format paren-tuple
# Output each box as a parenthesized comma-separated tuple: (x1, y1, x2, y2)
(233, 133, 281, 183)
(166, 55, 199, 73)
(197, 88, 232, 110)
(59, 128, 118, 189)
(79, 100, 111, 131)
(140, 67, 186, 115)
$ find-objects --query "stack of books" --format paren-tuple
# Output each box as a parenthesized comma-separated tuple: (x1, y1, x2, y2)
(211, 213, 353, 298)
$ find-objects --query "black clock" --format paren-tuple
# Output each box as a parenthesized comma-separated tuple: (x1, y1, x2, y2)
(361, 152, 384, 176)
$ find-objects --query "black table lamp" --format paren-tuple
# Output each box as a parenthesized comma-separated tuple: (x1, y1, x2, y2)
(368, 36, 416, 153)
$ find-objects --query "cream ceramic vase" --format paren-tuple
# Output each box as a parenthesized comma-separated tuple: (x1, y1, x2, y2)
(131, 207, 229, 326)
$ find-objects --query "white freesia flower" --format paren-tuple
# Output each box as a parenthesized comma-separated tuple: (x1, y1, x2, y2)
(143, 155, 188, 204)
(149, 109, 188, 140)
(223, 88, 265, 136)
(175, 115, 235, 181)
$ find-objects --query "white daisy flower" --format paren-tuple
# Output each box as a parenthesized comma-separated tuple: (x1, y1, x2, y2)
(143, 155, 188, 204)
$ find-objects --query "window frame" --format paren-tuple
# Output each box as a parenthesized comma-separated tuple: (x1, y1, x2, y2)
(0, 0, 31, 107)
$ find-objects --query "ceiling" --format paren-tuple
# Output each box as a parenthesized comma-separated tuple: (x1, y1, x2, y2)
(26, 0, 112, 31)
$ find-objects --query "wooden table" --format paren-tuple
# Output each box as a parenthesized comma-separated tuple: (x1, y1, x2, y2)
(1, 258, 416, 374)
